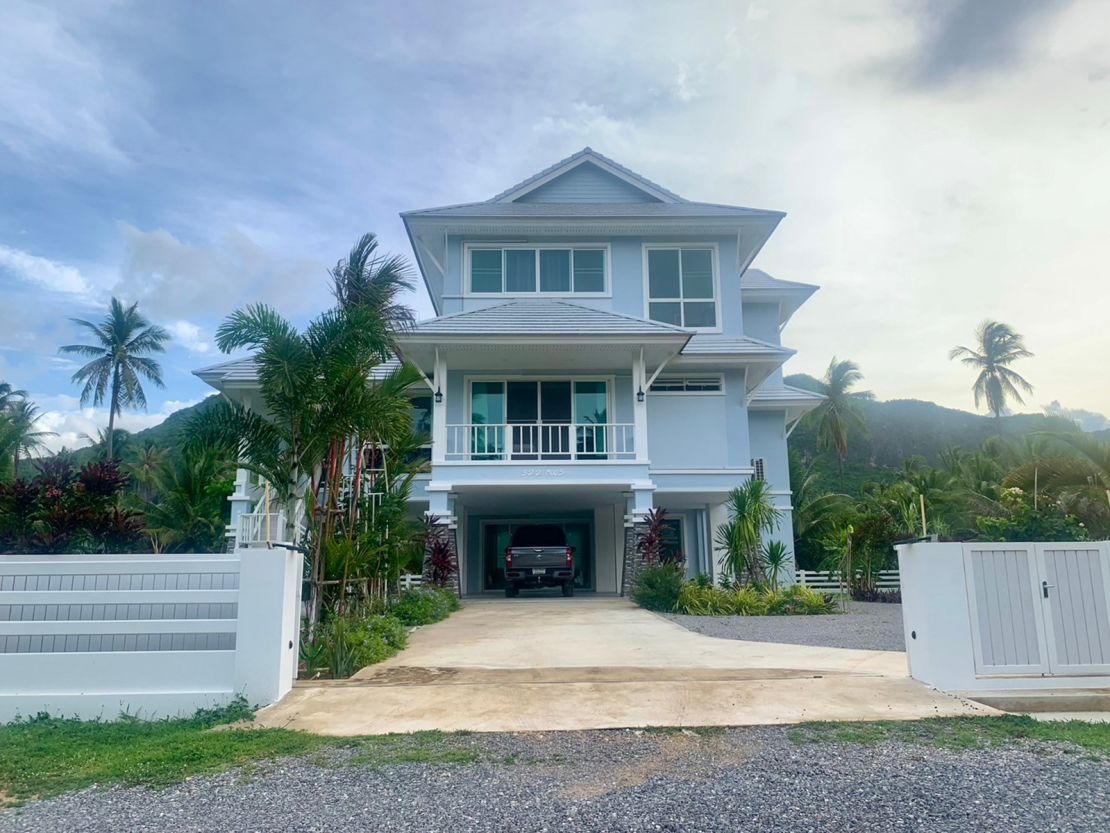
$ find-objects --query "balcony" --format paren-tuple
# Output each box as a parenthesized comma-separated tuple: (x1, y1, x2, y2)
(445, 423, 635, 462)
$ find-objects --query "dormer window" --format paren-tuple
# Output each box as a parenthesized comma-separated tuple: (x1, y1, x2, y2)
(467, 245, 608, 295)
(645, 246, 718, 330)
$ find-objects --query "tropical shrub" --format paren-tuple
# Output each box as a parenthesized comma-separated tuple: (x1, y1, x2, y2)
(669, 581, 837, 616)
(423, 520, 457, 587)
(390, 586, 460, 626)
(631, 563, 685, 612)
(303, 612, 409, 678)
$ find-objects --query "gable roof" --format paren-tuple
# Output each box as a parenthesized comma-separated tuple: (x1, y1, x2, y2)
(194, 355, 402, 391)
(741, 268, 818, 293)
(401, 299, 691, 339)
(490, 147, 686, 204)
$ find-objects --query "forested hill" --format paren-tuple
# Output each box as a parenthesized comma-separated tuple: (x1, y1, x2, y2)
(784, 373, 1086, 491)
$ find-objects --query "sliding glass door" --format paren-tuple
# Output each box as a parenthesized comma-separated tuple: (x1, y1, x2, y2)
(468, 379, 609, 460)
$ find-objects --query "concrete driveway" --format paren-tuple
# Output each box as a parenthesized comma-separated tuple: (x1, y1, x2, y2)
(256, 598, 994, 734)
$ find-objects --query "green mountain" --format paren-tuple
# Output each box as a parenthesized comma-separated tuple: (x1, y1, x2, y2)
(784, 373, 1085, 494)
(59, 396, 221, 466)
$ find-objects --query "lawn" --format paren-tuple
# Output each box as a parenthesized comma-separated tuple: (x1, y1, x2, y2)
(792, 714, 1110, 757)
(0, 700, 473, 806)
(2, 709, 1106, 807)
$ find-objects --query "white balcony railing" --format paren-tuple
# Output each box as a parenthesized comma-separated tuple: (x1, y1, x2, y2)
(445, 423, 636, 462)
(237, 512, 288, 546)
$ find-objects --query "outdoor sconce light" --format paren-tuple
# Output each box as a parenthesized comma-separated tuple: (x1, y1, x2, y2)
(434, 387, 443, 404)
(636, 387, 645, 403)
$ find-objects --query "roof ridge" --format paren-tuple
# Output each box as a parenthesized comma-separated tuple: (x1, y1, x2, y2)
(488, 148, 687, 204)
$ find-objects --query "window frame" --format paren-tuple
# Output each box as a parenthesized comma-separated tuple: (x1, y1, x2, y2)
(647, 375, 725, 395)
(464, 243, 612, 298)
(642, 243, 722, 333)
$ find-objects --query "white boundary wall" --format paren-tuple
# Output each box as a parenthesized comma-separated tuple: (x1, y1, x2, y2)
(897, 541, 1110, 694)
(0, 548, 302, 722)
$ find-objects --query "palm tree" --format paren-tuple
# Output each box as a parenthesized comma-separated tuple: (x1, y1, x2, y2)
(788, 450, 851, 569)
(810, 357, 872, 477)
(6, 399, 55, 477)
(949, 320, 1034, 418)
(714, 479, 781, 586)
(330, 232, 416, 331)
(0, 382, 27, 410)
(186, 295, 420, 624)
(59, 298, 170, 460)
(137, 449, 232, 553)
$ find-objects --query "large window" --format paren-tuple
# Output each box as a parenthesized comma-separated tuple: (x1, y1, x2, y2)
(646, 247, 717, 329)
(469, 247, 607, 295)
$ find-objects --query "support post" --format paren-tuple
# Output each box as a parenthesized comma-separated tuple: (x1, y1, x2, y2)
(632, 349, 649, 462)
(432, 349, 447, 463)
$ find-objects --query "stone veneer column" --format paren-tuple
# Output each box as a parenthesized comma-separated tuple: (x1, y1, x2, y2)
(620, 520, 649, 596)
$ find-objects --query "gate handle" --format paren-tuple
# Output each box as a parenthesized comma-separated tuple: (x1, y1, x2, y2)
(1042, 581, 1055, 598)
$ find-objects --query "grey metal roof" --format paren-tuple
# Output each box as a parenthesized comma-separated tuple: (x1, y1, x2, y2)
(194, 356, 402, 387)
(489, 147, 687, 203)
(403, 300, 691, 338)
(402, 201, 782, 220)
(741, 269, 819, 293)
(680, 334, 794, 357)
(749, 384, 825, 404)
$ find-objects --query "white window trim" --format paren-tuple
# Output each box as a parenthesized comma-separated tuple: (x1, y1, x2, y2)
(648, 374, 725, 395)
(463, 242, 612, 298)
(642, 243, 722, 334)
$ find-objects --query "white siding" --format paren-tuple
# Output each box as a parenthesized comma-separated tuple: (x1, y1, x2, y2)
(515, 163, 659, 203)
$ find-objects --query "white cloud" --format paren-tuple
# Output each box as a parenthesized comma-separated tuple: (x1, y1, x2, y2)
(35, 399, 199, 455)
(0, 243, 91, 295)
(168, 320, 211, 354)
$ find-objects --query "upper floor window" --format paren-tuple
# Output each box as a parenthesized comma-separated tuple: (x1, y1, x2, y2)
(646, 247, 718, 330)
(469, 246, 607, 295)
(649, 376, 723, 393)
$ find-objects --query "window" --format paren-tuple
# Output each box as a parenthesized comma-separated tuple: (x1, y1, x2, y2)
(646, 247, 717, 329)
(649, 376, 723, 393)
(468, 247, 607, 294)
(751, 458, 766, 481)
(660, 518, 684, 564)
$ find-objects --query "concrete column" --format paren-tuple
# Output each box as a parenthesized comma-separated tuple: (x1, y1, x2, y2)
(233, 546, 303, 707)
(432, 349, 447, 463)
(632, 350, 649, 461)
(708, 500, 730, 584)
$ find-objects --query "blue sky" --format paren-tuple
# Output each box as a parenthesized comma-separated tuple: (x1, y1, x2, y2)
(2, 0, 1109, 450)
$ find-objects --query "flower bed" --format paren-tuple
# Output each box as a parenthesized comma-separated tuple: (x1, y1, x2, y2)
(631, 564, 838, 615)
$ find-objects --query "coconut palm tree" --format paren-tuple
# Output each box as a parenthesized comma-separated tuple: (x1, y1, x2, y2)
(6, 399, 55, 477)
(810, 357, 872, 477)
(714, 479, 781, 586)
(59, 298, 170, 460)
(0, 382, 27, 410)
(949, 320, 1034, 418)
(137, 449, 233, 553)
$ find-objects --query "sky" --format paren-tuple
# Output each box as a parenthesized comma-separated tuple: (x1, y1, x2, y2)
(2, 0, 1109, 452)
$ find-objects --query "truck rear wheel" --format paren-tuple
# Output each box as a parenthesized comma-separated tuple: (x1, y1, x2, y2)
(505, 586, 519, 598)
(561, 582, 574, 597)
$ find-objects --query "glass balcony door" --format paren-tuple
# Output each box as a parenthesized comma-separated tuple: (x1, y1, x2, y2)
(468, 379, 608, 460)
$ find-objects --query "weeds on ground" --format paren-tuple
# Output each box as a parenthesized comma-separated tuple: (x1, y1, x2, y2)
(791, 716, 1110, 758)
(0, 699, 332, 806)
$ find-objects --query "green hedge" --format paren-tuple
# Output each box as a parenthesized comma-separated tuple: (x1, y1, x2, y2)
(390, 586, 461, 626)
(632, 565, 838, 615)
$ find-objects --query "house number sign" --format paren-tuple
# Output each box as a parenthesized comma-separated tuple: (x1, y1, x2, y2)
(521, 468, 566, 477)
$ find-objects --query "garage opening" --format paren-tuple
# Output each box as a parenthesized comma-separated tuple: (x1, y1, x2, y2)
(477, 518, 595, 593)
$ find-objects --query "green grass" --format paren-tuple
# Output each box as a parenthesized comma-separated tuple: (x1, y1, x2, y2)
(791, 715, 1110, 758)
(0, 702, 481, 806)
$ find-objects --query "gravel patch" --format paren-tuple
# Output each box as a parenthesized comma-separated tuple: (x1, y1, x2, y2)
(665, 601, 906, 651)
(1, 725, 1104, 832)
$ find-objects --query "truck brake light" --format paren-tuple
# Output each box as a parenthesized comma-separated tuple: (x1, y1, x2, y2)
(565, 547, 573, 568)
(505, 548, 512, 568)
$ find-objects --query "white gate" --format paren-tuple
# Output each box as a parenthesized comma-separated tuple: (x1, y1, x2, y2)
(1039, 544, 1110, 675)
(964, 543, 1110, 677)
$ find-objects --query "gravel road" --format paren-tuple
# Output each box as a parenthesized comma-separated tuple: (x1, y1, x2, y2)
(665, 601, 906, 651)
(2, 725, 1104, 833)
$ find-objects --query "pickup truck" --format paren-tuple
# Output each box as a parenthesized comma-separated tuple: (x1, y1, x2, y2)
(504, 524, 575, 598)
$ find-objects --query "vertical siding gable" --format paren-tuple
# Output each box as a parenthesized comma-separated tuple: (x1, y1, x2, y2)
(514, 162, 662, 204)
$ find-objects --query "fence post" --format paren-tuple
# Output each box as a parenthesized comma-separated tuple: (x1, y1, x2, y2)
(233, 546, 303, 707)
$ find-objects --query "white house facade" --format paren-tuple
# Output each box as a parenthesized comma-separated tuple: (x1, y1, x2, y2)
(197, 149, 822, 595)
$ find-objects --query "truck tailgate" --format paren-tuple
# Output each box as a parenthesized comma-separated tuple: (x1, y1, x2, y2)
(508, 547, 567, 568)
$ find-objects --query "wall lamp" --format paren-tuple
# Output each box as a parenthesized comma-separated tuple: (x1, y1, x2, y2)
(434, 387, 443, 404)
(636, 387, 645, 403)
